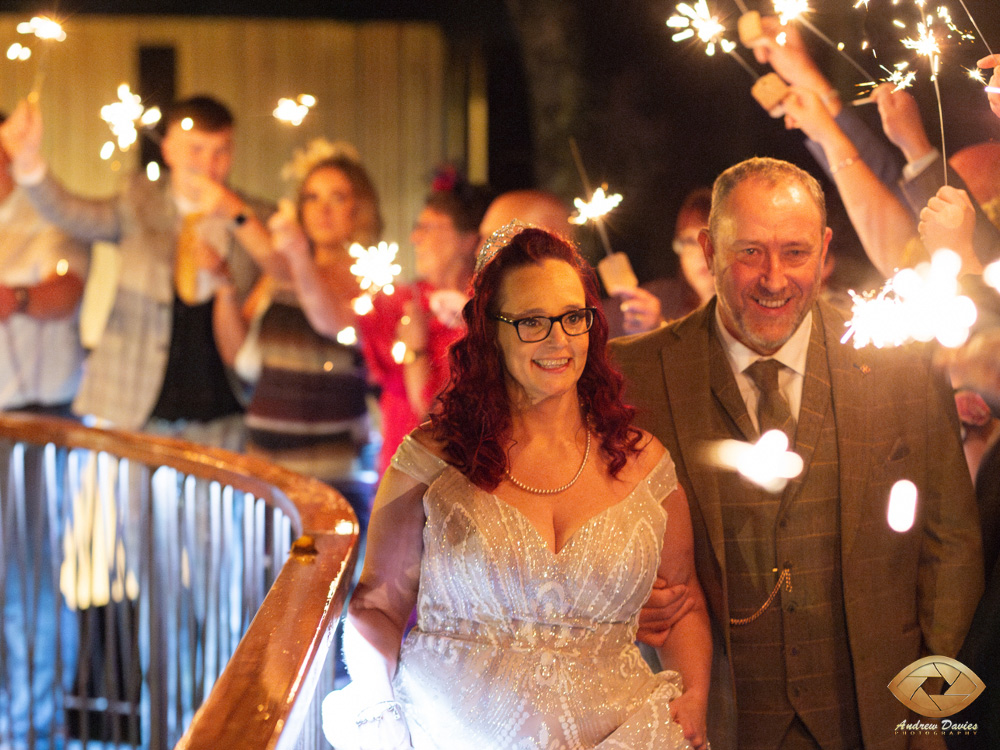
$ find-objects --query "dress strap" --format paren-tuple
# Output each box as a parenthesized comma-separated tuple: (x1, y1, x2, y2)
(646, 449, 678, 503)
(390, 433, 449, 486)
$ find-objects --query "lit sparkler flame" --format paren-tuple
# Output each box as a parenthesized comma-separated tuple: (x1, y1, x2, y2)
(667, 0, 732, 56)
(841, 249, 978, 349)
(273, 95, 316, 126)
(859, 61, 918, 92)
(99, 84, 161, 159)
(6, 43, 31, 61)
(349, 241, 402, 311)
(773, 0, 811, 26)
(569, 186, 623, 226)
(966, 66, 987, 84)
(17, 16, 66, 42)
(704, 430, 804, 493)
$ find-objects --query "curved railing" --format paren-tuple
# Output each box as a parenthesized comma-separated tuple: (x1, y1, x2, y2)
(0, 413, 359, 750)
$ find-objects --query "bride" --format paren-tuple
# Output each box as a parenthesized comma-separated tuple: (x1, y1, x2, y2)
(325, 224, 711, 749)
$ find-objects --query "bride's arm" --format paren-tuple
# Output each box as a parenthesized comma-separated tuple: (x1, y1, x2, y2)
(656, 483, 712, 750)
(343, 466, 427, 711)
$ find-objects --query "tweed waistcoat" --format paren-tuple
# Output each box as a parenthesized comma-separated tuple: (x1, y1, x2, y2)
(711, 320, 863, 750)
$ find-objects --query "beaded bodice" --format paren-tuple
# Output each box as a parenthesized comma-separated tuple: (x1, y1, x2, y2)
(388, 436, 694, 750)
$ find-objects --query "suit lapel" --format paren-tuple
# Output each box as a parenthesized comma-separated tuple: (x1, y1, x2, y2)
(819, 301, 875, 559)
(660, 303, 735, 574)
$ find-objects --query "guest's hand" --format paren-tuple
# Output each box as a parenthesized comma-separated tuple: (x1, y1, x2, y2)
(918, 186, 979, 272)
(268, 199, 310, 267)
(943, 329, 1000, 405)
(977, 54, 1000, 119)
(751, 17, 837, 112)
(636, 577, 691, 647)
(396, 300, 429, 355)
(670, 690, 709, 750)
(872, 83, 934, 164)
(782, 87, 837, 144)
(189, 173, 247, 221)
(617, 286, 663, 335)
(0, 99, 45, 179)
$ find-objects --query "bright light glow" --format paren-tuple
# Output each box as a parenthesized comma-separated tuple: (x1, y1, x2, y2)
(391, 341, 408, 364)
(181, 117, 194, 131)
(706, 430, 804, 493)
(983, 260, 1000, 291)
(352, 295, 374, 316)
(100, 84, 160, 158)
(842, 249, 977, 349)
(6, 43, 31, 60)
(56, 259, 69, 276)
(773, 0, 811, 25)
(17, 16, 66, 42)
(570, 186, 624, 225)
(966, 67, 987, 84)
(349, 241, 402, 294)
(273, 95, 316, 126)
(336, 327, 358, 346)
(887, 479, 918, 532)
(146, 161, 161, 181)
(100, 141, 115, 161)
(667, 0, 731, 56)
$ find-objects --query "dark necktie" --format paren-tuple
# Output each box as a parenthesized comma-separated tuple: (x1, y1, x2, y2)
(745, 358, 795, 443)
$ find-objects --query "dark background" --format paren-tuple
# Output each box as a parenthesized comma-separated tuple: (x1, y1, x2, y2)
(8, 0, 1000, 286)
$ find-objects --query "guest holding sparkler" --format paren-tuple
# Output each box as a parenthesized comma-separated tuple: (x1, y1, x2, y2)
(221, 140, 381, 520)
(0, 95, 273, 450)
(356, 167, 491, 476)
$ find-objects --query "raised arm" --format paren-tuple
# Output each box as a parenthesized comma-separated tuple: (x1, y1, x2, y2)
(783, 86, 923, 277)
(0, 99, 121, 243)
(656, 482, 712, 750)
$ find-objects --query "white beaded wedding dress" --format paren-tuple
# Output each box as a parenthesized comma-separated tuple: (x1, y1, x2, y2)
(379, 434, 694, 750)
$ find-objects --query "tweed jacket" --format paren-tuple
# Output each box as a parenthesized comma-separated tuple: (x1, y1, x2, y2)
(610, 298, 984, 750)
(24, 171, 270, 429)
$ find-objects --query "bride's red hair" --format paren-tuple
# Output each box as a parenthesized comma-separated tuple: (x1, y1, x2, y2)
(428, 227, 643, 490)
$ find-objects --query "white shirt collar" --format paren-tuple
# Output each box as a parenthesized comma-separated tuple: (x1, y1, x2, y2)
(713, 303, 812, 377)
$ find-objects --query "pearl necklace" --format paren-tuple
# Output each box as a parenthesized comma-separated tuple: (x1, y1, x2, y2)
(505, 431, 591, 495)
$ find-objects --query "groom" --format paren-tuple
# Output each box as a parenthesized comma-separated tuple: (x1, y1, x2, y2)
(618, 157, 982, 750)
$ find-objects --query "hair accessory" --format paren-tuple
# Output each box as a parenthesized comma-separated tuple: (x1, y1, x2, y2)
(282, 138, 362, 184)
(474, 219, 532, 276)
(431, 164, 461, 193)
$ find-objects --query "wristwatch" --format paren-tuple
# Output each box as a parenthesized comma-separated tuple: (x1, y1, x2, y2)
(12, 286, 29, 314)
(231, 210, 249, 229)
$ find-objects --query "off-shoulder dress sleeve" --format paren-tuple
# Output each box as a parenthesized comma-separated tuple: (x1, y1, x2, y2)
(390, 433, 449, 486)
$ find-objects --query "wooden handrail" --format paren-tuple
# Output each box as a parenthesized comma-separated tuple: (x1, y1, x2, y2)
(0, 413, 359, 750)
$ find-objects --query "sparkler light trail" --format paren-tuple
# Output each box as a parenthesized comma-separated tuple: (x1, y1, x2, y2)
(570, 186, 624, 226)
(17, 15, 66, 101)
(667, 1, 758, 78)
(703, 430, 804, 493)
(273, 94, 316, 126)
(841, 249, 978, 349)
(99, 84, 161, 160)
(349, 241, 402, 301)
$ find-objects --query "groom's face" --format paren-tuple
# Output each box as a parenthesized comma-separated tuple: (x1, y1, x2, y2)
(702, 176, 830, 355)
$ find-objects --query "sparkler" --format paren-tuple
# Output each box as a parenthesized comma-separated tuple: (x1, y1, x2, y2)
(99, 84, 162, 160)
(570, 187, 623, 226)
(841, 249, 978, 349)
(667, 1, 757, 78)
(703, 430, 804, 493)
(17, 15, 66, 102)
(349, 241, 402, 316)
(273, 94, 316, 126)
(955, 0, 994, 56)
(772, 0, 876, 82)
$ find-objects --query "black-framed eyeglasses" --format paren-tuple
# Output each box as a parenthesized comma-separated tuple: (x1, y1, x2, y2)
(494, 307, 596, 343)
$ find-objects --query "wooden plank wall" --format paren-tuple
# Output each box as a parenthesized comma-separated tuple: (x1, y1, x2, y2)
(0, 15, 455, 276)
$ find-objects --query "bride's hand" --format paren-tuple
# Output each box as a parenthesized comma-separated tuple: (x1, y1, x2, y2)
(670, 690, 708, 750)
(636, 578, 692, 647)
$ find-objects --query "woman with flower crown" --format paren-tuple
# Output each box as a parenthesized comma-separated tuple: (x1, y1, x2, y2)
(323, 225, 711, 750)
(216, 139, 381, 524)
(357, 167, 492, 476)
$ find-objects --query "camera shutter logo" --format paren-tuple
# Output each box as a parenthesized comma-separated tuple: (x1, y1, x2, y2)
(887, 655, 985, 718)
